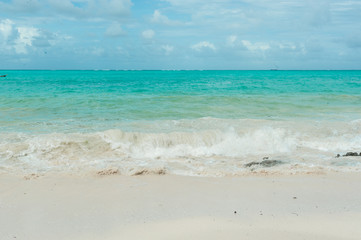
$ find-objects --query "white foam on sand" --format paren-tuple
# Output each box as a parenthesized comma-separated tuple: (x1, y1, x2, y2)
(1, 118, 361, 176)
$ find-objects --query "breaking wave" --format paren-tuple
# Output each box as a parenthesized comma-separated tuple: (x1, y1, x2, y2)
(1, 118, 361, 176)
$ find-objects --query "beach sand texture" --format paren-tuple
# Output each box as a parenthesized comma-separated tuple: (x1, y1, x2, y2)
(1, 173, 361, 240)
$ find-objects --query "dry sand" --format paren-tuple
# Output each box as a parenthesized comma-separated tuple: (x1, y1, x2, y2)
(1, 172, 361, 240)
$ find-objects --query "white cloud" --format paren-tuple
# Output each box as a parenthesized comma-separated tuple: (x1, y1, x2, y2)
(0, 19, 41, 54)
(105, 23, 125, 37)
(0, 0, 133, 21)
(191, 41, 216, 51)
(279, 43, 297, 50)
(0, 18, 60, 54)
(142, 29, 155, 39)
(47, 0, 132, 20)
(162, 0, 204, 8)
(0, 0, 41, 13)
(0, 19, 16, 41)
(91, 47, 105, 56)
(116, 46, 128, 56)
(104, 0, 132, 16)
(14, 27, 40, 54)
(333, 1, 361, 12)
(0, 0, 132, 20)
(227, 35, 237, 47)
(151, 9, 182, 26)
(152, 10, 169, 23)
(48, 0, 84, 17)
(241, 40, 270, 51)
(162, 44, 174, 55)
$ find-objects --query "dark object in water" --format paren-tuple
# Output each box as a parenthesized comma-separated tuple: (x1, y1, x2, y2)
(0, 75, 6, 77)
(244, 160, 283, 168)
(343, 152, 359, 157)
(335, 154, 341, 158)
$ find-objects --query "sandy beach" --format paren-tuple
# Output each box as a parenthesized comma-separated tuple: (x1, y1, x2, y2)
(1, 172, 361, 240)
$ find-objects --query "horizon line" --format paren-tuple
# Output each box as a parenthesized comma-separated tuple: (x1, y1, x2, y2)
(1, 69, 361, 71)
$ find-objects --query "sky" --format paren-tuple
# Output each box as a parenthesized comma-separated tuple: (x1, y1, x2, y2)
(0, 0, 361, 70)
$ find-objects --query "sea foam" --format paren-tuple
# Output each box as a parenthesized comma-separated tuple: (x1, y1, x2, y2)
(1, 118, 361, 176)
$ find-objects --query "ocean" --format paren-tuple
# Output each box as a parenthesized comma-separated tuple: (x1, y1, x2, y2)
(1, 70, 361, 176)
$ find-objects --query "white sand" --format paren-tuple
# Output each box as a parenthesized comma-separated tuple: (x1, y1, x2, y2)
(1, 173, 361, 240)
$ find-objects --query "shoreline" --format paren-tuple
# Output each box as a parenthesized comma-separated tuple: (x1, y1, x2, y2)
(1, 172, 361, 239)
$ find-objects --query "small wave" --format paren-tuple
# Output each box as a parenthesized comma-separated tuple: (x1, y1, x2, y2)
(1, 119, 361, 176)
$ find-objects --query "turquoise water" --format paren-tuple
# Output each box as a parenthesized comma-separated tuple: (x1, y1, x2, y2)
(1, 70, 361, 175)
(1, 70, 361, 132)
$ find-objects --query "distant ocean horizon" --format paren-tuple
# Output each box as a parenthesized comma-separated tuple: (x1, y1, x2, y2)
(1, 70, 361, 176)
(2, 69, 361, 71)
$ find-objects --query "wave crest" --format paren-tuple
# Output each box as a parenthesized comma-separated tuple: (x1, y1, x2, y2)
(1, 119, 361, 176)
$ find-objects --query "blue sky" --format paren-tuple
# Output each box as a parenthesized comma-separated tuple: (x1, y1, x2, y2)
(1, 0, 361, 70)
